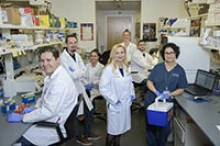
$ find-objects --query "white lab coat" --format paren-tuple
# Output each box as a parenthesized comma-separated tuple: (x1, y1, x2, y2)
(83, 62, 104, 101)
(22, 66, 78, 146)
(130, 49, 154, 83)
(99, 64, 135, 135)
(120, 42, 137, 62)
(60, 49, 93, 112)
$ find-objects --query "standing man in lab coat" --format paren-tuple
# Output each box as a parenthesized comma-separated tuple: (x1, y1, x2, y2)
(120, 29, 137, 63)
(60, 34, 101, 146)
(8, 46, 79, 146)
(99, 44, 135, 146)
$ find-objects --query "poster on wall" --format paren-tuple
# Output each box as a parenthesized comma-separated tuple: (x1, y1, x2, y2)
(143, 23, 157, 42)
(80, 23, 94, 41)
(190, 18, 201, 37)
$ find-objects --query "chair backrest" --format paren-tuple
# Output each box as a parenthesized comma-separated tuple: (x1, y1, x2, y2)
(64, 94, 83, 139)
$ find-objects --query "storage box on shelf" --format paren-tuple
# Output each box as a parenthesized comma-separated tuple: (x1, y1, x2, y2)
(199, 0, 220, 51)
(158, 18, 191, 36)
(0, 24, 77, 98)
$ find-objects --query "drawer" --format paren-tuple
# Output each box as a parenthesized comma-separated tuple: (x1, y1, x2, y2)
(174, 118, 185, 143)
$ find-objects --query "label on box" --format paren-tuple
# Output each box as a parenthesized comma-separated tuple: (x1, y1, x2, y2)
(1, 10, 8, 22)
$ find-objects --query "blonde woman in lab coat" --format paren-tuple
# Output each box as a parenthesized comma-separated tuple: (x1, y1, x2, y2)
(99, 44, 135, 146)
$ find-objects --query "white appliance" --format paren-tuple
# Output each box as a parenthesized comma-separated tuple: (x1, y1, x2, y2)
(168, 36, 210, 83)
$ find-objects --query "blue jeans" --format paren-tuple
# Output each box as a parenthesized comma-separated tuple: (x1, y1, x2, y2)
(16, 136, 35, 146)
(76, 100, 94, 138)
(84, 101, 94, 137)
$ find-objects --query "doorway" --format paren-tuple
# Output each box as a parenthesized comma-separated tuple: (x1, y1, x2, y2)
(107, 16, 132, 50)
(96, 1, 141, 54)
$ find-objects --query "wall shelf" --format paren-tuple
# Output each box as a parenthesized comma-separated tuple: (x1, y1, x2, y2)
(24, 41, 64, 51)
(0, 24, 78, 31)
(189, 13, 208, 20)
(205, 23, 220, 27)
(199, 44, 220, 50)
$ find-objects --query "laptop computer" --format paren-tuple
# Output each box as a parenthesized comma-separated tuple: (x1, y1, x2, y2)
(185, 69, 217, 96)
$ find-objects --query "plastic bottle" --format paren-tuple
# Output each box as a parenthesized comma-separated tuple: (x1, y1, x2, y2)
(5, 101, 10, 114)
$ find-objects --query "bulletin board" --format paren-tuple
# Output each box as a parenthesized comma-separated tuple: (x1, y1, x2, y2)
(143, 23, 157, 41)
(80, 23, 94, 41)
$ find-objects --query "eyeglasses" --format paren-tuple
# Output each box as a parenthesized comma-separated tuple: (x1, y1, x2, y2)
(164, 52, 175, 55)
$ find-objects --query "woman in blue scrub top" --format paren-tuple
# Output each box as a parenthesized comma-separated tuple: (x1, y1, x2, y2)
(145, 43, 188, 146)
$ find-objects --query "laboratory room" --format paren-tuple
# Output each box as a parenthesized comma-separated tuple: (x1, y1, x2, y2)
(0, 0, 220, 146)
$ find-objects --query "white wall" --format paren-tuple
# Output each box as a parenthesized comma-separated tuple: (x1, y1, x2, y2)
(51, 0, 96, 51)
(51, 0, 188, 52)
(141, 0, 188, 49)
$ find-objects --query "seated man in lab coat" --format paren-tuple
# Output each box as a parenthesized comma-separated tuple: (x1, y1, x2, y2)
(7, 46, 79, 146)
(130, 40, 154, 102)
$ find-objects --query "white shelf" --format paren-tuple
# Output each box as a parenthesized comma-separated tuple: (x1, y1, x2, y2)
(0, 48, 25, 56)
(0, 41, 64, 56)
(0, 24, 78, 31)
(189, 13, 208, 20)
(24, 41, 64, 51)
(205, 23, 220, 27)
(199, 44, 220, 50)
(14, 63, 39, 76)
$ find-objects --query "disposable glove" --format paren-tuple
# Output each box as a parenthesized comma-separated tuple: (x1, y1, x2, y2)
(22, 107, 35, 114)
(86, 83, 94, 91)
(130, 95, 135, 101)
(8, 113, 22, 123)
(115, 100, 121, 105)
(68, 66, 75, 72)
(160, 91, 170, 100)
(154, 90, 161, 96)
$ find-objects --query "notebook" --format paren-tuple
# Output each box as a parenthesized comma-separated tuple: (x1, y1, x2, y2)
(185, 69, 217, 96)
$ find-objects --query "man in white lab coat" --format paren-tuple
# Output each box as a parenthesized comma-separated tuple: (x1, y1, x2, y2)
(131, 40, 154, 83)
(130, 40, 154, 103)
(8, 46, 79, 146)
(60, 34, 101, 146)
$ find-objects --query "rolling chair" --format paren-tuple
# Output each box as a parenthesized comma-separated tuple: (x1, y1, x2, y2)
(92, 95, 106, 122)
(132, 82, 146, 113)
(35, 94, 83, 146)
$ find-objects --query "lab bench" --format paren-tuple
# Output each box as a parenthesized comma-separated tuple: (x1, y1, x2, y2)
(174, 93, 220, 146)
(0, 114, 30, 145)
(0, 94, 37, 146)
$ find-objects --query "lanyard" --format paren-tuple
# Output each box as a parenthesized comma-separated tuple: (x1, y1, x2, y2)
(164, 69, 173, 91)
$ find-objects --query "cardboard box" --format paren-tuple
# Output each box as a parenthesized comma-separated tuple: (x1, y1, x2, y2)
(0, 6, 2, 24)
(147, 101, 173, 127)
(2, 7, 21, 25)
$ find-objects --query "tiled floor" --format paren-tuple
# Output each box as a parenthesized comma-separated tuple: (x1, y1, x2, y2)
(62, 108, 174, 146)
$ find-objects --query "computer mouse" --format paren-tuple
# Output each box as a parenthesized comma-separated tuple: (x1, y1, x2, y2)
(194, 96, 202, 100)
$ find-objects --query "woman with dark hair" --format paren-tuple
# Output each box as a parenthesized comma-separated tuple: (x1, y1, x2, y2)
(84, 49, 104, 101)
(145, 43, 188, 146)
